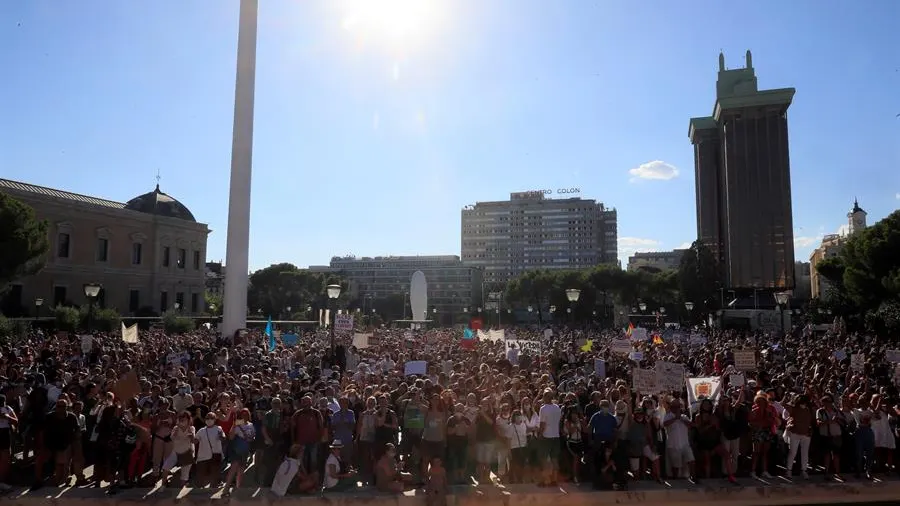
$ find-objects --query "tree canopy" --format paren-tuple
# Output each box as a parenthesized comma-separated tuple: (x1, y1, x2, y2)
(0, 192, 49, 292)
(815, 209, 900, 331)
(247, 263, 347, 317)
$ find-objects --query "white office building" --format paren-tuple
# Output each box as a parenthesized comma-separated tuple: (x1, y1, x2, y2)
(461, 191, 618, 284)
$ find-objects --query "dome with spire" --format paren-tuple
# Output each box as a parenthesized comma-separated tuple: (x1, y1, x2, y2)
(851, 198, 866, 215)
(124, 184, 196, 222)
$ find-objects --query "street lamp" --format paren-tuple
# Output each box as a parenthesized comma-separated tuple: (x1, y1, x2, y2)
(33, 297, 44, 327)
(659, 307, 666, 314)
(638, 302, 647, 312)
(83, 283, 102, 332)
(326, 284, 342, 356)
(774, 291, 791, 334)
(684, 301, 694, 311)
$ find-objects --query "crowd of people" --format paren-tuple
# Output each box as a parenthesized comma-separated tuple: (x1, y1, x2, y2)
(0, 317, 898, 497)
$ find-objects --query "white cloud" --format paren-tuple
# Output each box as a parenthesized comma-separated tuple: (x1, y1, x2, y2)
(675, 242, 692, 250)
(896, 192, 899, 200)
(628, 160, 679, 182)
(836, 224, 850, 236)
(793, 236, 821, 249)
(618, 236, 661, 257)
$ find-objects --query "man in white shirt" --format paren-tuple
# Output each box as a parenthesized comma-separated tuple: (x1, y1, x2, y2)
(538, 390, 562, 485)
(662, 399, 696, 482)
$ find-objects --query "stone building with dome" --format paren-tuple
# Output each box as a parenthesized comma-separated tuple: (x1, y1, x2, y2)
(0, 178, 209, 316)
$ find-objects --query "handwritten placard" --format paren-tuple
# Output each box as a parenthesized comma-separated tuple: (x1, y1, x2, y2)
(733, 350, 756, 371)
(610, 339, 633, 355)
(851, 353, 865, 372)
(656, 361, 685, 393)
(633, 368, 658, 392)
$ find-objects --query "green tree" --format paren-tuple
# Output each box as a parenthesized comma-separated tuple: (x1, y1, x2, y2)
(205, 291, 223, 315)
(248, 264, 347, 317)
(0, 193, 50, 291)
(840, 210, 900, 310)
(677, 240, 720, 314)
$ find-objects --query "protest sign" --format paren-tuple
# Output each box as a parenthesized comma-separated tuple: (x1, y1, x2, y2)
(629, 351, 644, 362)
(632, 368, 657, 392)
(80, 335, 93, 354)
(335, 314, 354, 332)
(630, 327, 648, 342)
(352, 333, 371, 349)
(886, 350, 900, 363)
(610, 339, 632, 355)
(404, 360, 427, 376)
(282, 332, 299, 347)
(851, 353, 865, 372)
(655, 361, 685, 393)
(689, 333, 707, 345)
(506, 339, 540, 355)
(833, 349, 847, 361)
(729, 373, 745, 387)
(733, 350, 756, 371)
(121, 323, 139, 344)
(594, 359, 606, 379)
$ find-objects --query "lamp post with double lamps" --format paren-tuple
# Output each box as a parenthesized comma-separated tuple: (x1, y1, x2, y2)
(774, 292, 791, 335)
(83, 283, 102, 332)
(34, 298, 44, 328)
(684, 301, 694, 326)
(565, 288, 581, 326)
(327, 284, 342, 356)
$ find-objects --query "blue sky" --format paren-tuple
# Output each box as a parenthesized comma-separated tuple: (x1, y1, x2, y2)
(2, 0, 899, 271)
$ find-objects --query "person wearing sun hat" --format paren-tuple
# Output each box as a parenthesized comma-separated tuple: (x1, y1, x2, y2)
(324, 439, 357, 491)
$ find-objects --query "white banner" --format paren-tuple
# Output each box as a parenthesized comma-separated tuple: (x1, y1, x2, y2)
(352, 333, 372, 349)
(506, 339, 540, 355)
(121, 323, 139, 344)
(851, 353, 865, 372)
(686, 376, 722, 410)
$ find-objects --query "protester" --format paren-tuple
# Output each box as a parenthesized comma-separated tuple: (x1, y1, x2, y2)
(0, 317, 899, 497)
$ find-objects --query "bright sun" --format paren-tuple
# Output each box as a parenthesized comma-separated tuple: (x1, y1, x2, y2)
(342, 0, 438, 47)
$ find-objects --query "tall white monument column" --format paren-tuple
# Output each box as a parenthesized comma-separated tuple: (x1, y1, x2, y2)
(222, 0, 259, 340)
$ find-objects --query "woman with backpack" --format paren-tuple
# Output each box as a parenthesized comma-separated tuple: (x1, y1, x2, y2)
(223, 408, 255, 496)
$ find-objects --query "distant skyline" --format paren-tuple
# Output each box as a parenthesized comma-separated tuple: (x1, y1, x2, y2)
(2, 1, 898, 271)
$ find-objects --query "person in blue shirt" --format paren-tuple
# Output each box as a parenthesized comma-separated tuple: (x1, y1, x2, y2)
(588, 399, 617, 489)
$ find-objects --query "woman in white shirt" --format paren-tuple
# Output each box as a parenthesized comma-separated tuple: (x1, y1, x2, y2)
(195, 413, 225, 488)
(506, 409, 529, 483)
(521, 397, 541, 483)
(161, 411, 196, 487)
(0, 394, 18, 491)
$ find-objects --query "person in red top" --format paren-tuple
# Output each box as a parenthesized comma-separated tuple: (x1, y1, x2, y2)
(291, 396, 324, 474)
(747, 392, 778, 479)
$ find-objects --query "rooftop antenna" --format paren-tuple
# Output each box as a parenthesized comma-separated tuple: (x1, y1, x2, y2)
(155, 169, 161, 191)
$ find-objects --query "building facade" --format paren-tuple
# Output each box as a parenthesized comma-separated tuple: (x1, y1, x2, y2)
(809, 200, 867, 299)
(0, 179, 209, 316)
(312, 255, 483, 316)
(627, 249, 686, 272)
(460, 191, 618, 284)
(689, 50, 796, 292)
(205, 261, 226, 297)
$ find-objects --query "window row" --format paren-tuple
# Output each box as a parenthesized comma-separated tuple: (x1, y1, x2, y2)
(56, 232, 201, 269)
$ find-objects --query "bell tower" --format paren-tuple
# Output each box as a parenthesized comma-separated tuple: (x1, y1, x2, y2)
(847, 199, 867, 236)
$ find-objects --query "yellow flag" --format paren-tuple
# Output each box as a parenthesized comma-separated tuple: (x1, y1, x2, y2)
(581, 339, 593, 352)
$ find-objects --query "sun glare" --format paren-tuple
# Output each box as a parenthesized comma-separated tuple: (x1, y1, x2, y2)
(342, 0, 438, 47)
